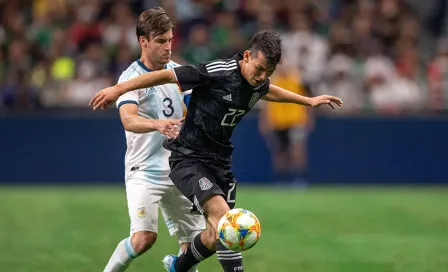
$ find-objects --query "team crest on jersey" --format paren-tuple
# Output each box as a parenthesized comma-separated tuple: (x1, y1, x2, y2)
(248, 92, 260, 108)
(198, 177, 213, 191)
(137, 206, 147, 218)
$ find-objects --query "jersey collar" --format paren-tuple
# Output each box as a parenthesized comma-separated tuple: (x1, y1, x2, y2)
(137, 59, 167, 72)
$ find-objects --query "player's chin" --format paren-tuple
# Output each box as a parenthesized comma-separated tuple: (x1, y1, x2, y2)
(251, 80, 261, 86)
(160, 55, 171, 63)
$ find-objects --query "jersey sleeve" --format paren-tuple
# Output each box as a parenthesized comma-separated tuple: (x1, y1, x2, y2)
(116, 72, 141, 109)
(172, 63, 210, 91)
(116, 90, 140, 109)
(259, 78, 271, 96)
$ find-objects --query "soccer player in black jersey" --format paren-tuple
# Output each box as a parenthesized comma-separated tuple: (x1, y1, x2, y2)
(90, 30, 342, 272)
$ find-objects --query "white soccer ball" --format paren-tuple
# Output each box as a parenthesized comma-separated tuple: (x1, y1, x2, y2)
(217, 208, 261, 252)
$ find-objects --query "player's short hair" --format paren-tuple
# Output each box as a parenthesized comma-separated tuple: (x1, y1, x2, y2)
(136, 7, 174, 40)
(249, 30, 282, 66)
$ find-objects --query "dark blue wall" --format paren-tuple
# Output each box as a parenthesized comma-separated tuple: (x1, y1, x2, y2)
(1, 112, 447, 184)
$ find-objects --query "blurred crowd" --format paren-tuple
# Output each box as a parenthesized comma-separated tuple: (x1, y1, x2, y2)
(1, 0, 448, 115)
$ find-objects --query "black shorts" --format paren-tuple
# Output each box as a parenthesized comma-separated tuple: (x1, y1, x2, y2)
(168, 152, 237, 215)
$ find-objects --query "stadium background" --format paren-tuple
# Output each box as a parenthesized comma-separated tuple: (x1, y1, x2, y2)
(1, 0, 448, 271)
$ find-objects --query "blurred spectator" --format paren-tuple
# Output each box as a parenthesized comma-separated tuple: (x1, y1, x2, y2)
(181, 24, 217, 63)
(428, 37, 448, 111)
(363, 41, 400, 113)
(315, 53, 365, 114)
(259, 64, 313, 185)
(1, 70, 41, 110)
(282, 10, 328, 86)
(101, 2, 139, 54)
(60, 42, 112, 107)
(0, 0, 445, 114)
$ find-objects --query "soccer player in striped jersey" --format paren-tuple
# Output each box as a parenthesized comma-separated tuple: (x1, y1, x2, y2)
(91, 30, 342, 272)
(103, 7, 205, 272)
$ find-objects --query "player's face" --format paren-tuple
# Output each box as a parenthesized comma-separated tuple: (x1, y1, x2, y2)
(242, 50, 276, 86)
(141, 29, 173, 65)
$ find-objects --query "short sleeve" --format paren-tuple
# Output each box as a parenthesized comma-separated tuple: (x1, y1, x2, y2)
(116, 72, 141, 109)
(172, 64, 210, 91)
(116, 90, 140, 109)
(257, 78, 271, 96)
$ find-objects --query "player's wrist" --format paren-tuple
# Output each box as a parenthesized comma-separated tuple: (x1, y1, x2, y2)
(302, 96, 312, 107)
(115, 83, 127, 96)
(148, 119, 160, 131)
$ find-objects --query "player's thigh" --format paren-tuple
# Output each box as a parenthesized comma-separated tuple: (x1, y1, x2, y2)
(214, 165, 238, 210)
(159, 186, 206, 243)
(169, 159, 226, 214)
(125, 178, 164, 235)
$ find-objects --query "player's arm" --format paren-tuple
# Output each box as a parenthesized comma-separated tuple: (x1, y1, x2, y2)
(90, 64, 209, 110)
(118, 103, 183, 138)
(263, 84, 343, 109)
(90, 69, 177, 110)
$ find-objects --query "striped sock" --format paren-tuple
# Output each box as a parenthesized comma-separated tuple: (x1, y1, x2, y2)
(104, 238, 139, 272)
(216, 240, 243, 272)
(175, 234, 215, 272)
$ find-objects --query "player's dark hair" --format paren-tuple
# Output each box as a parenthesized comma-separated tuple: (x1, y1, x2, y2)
(136, 7, 174, 40)
(249, 30, 282, 66)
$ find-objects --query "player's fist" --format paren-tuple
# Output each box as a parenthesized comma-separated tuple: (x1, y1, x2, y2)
(155, 118, 184, 139)
(309, 95, 343, 109)
(89, 86, 122, 110)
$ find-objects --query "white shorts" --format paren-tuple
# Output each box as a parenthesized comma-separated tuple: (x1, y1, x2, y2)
(126, 178, 205, 244)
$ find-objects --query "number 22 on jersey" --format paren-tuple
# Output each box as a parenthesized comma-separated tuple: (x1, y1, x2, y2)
(221, 108, 246, 127)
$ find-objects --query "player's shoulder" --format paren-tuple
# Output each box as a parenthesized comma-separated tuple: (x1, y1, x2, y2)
(118, 61, 141, 83)
(202, 55, 239, 77)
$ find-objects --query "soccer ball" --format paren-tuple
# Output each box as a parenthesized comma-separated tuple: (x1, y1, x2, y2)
(217, 208, 261, 252)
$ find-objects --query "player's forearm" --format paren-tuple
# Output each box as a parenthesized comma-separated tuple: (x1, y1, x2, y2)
(264, 84, 312, 106)
(116, 70, 176, 95)
(122, 116, 159, 133)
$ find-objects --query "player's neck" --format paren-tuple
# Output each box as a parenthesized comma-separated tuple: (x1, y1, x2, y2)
(239, 60, 245, 75)
(239, 60, 248, 82)
(139, 56, 165, 71)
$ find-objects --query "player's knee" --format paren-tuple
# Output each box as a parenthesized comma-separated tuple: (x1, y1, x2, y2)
(131, 231, 157, 254)
(202, 195, 230, 223)
(201, 227, 218, 250)
(204, 225, 218, 241)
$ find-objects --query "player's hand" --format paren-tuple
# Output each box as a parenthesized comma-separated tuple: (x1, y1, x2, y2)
(89, 86, 122, 110)
(155, 118, 184, 139)
(310, 95, 343, 109)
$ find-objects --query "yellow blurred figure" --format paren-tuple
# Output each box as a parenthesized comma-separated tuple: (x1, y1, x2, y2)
(33, 0, 67, 19)
(259, 65, 313, 184)
(266, 70, 309, 130)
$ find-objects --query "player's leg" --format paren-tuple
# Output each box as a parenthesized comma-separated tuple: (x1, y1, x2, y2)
(203, 194, 244, 272)
(104, 179, 163, 272)
(166, 160, 243, 272)
(160, 185, 205, 272)
(168, 200, 227, 272)
(174, 195, 242, 272)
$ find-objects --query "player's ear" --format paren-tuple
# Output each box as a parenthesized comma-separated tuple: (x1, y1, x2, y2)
(139, 36, 149, 47)
(243, 50, 251, 62)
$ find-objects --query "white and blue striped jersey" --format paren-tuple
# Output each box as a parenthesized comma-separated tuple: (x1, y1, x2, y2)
(116, 60, 189, 185)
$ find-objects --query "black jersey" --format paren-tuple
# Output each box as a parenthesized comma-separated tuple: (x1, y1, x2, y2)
(163, 53, 270, 160)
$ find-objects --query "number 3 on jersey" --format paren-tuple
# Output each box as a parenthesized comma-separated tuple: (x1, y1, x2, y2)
(162, 97, 174, 117)
(221, 108, 246, 127)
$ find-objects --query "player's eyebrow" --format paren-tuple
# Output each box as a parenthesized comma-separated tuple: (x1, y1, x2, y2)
(257, 65, 275, 73)
(155, 36, 173, 42)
